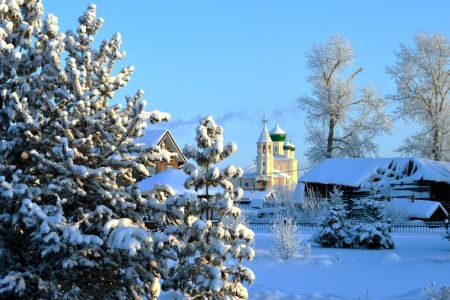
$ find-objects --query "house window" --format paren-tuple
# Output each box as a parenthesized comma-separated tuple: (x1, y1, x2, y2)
(245, 183, 249, 187)
(149, 166, 156, 175)
(165, 165, 174, 170)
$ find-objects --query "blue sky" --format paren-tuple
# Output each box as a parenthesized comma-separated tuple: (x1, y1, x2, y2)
(46, 0, 450, 170)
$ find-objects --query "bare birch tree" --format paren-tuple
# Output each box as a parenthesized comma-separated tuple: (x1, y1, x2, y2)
(299, 35, 391, 164)
(387, 32, 450, 161)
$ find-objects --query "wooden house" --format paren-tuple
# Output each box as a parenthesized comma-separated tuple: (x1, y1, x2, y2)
(294, 157, 450, 219)
(137, 129, 187, 175)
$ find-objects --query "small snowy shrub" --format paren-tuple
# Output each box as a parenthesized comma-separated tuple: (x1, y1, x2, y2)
(312, 187, 351, 248)
(351, 198, 394, 249)
(270, 214, 301, 260)
(300, 242, 312, 259)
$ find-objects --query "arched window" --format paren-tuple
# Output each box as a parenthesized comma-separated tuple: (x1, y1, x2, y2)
(263, 145, 266, 153)
(268, 145, 271, 153)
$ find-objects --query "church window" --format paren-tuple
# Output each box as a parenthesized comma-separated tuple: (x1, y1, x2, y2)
(263, 145, 266, 153)
(268, 145, 271, 153)
(263, 162, 265, 166)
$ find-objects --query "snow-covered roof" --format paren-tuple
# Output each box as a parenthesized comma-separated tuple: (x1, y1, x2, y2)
(388, 198, 448, 219)
(241, 164, 291, 179)
(241, 165, 257, 178)
(250, 198, 265, 209)
(300, 157, 450, 187)
(258, 123, 272, 143)
(136, 129, 187, 163)
(137, 169, 222, 195)
(272, 169, 291, 179)
(137, 129, 167, 146)
(137, 169, 188, 194)
(242, 190, 273, 201)
(292, 182, 305, 204)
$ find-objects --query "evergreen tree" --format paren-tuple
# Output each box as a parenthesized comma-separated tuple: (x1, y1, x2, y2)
(0, 2, 174, 298)
(146, 116, 255, 299)
(351, 197, 394, 249)
(312, 187, 351, 248)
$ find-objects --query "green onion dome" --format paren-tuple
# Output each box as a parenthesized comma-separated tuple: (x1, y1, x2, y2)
(270, 124, 286, 142)
(283, 140, 296, 151)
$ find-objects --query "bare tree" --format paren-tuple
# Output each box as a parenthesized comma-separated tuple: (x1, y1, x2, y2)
(299, 35, 391, 164)
(387, 32, 450, 161)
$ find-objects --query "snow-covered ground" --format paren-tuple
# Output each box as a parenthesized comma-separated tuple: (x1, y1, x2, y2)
(248, 231, 450, 300)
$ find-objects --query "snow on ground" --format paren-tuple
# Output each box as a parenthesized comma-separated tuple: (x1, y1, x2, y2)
(248, 231, 450, 300)
(160, 230, 450, 299)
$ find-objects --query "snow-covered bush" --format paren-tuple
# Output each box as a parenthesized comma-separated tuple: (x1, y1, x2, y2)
(0, 2, 176, 298)
(311, 187, 351, 248)
(351, 198, 395, 249)
(146, 116, 255, 299)
(301, 242, 312, 259)
(270, 213, 301, 261)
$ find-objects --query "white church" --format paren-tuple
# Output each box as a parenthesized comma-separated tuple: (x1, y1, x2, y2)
(234, 117, 299, 191)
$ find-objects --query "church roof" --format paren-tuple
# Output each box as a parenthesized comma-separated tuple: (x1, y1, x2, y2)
(258, 123, 272, 143)
(241, 164, 292, 179)
(269, 123, 287, 142)
(270, 124, 285, 135)
(283, 139, 296, 151)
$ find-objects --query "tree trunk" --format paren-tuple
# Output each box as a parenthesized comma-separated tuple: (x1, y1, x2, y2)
(433, 127, 441, 160)
(326, 118, 335, 158)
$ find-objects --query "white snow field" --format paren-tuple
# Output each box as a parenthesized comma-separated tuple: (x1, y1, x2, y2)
(160, 230, 450, 300)
(247, 231, 450, 300)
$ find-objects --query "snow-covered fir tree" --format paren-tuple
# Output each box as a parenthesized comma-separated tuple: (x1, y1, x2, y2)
(0, 2, 177, 298)
(146, 116, 255, 299)
(312, 187, 351, 248)
(351, 197, 395, 249)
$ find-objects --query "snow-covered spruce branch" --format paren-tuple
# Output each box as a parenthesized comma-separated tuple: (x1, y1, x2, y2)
(0, 2, 176, 298)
